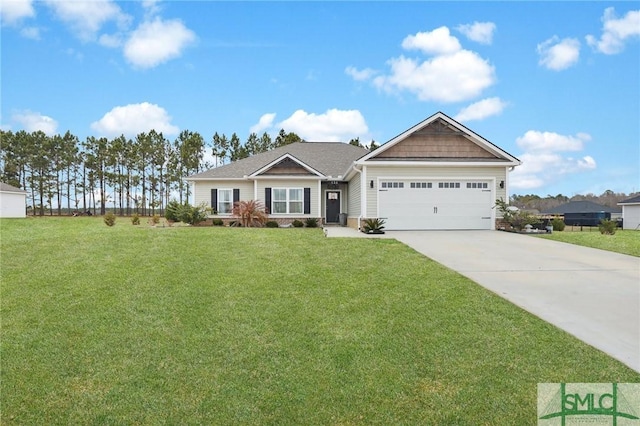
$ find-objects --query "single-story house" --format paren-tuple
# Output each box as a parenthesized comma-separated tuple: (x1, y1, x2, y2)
(187, 112, 521, 230)
(0, 182, 27, 218)
(618, 195, 640, 230)
(542, 201, 622, 226)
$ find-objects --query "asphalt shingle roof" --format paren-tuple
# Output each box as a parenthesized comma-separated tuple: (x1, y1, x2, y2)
(188, 142, 369, 180)
(543, 200, 621, 214)
(0, 182, 26, 193)
(619, 195, 640, 204)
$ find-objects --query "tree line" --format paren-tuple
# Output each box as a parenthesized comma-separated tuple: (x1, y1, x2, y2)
(0, 128, 305, 216)
(510, 190, 638, 212)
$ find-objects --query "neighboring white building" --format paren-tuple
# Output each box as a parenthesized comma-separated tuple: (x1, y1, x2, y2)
(618, 195, 640, 230)
(0, 182, 27, 218)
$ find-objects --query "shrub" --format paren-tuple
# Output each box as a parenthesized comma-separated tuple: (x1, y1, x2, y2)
(598, 219, 617, 235)
(232, 200, 268, 227)
(104, 212, 116, 227)
(131, 213, 140, 225)
(177, 203, 210, 226)
(510, 211, 541, 231)
(265, 221, 279, 228)
(362, 218, 385, 233)
(551, 217, 565, 231)
(212, 218, 224, 226)
(495, 198, 541, 231)
(150, 214, 160, 225)
(304, 218, 319, 228)
(292, 219, 304, 228)
(165, 200, 181, 222)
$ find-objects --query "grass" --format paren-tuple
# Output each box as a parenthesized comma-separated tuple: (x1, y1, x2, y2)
(536, 229, 640, 257)
(1, 217, 638, 424)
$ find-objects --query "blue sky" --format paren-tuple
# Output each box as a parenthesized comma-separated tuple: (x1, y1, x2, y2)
(1, 1, 639, 197)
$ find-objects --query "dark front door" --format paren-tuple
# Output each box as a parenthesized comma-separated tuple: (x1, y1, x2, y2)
(325, 191, 340, 223)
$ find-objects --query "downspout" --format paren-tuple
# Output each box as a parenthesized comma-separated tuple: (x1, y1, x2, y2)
(353, 165, 363, 230)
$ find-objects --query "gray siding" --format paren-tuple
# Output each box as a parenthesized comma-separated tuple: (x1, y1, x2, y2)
(347, 174, 361, 217)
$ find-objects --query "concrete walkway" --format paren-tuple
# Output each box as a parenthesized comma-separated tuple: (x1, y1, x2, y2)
(325, 227, 640, 372)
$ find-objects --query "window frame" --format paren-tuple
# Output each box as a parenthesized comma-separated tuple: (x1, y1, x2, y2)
(272, 187, 304, 215)
(217, 188, 233, 214)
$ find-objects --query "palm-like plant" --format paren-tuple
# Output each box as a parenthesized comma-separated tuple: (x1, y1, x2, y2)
(362, 218, 385, 233)
(232, 200, 268, 227)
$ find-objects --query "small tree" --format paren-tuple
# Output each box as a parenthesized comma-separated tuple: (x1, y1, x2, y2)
(165, 200, 181, 222)
(232, 200, 267, 227)
(598, 219, 617, 235)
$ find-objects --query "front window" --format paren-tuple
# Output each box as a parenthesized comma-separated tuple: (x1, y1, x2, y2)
(218, 189, 233, 214)
(272, 188, 303, 214)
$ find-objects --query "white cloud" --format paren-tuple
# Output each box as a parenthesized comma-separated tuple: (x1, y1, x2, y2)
(250, 113, 276, 135)
(349, 26, 496, 103)
(537, 36, 580, 71)
(345, 66, 377, 81)
(123, 17, 196, 69)
(141, 0, 162, 17)
(401, 26, 461, 55)
(456, 22, 496, 44)
(372, 50, 495, 103)
(586, 8, 640, 54)
(12, 110, 58, 135)
(90, 102, 179, 138)
(98, 33, 123, 48)
(516, 130, 590, 152)
(277, 109, 369, 142)
(20, 26, 40, 39)
(0, 0, 35, 25)
(44, 0, 130, 42)
(454, 97, 507, 121)
(510, 130, 596, 190)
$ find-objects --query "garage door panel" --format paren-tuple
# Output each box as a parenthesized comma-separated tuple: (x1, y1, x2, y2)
(378, 180, 492, 230)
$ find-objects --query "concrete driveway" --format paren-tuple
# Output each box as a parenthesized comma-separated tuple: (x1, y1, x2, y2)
(387, 230, 640, 373)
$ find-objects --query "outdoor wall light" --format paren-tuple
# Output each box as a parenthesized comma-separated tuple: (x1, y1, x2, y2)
(370, 180, 374, 189)
(499, 180, 505, 189)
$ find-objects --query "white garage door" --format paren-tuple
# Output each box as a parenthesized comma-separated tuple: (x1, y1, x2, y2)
(378, 179, 493, 230)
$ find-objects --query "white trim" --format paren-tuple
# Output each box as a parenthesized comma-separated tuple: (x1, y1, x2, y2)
(317, 180, 322, 217)
(362, 160, 520, 167)
(217, 188, 234, 215)
(361, 165, 368, 220)
(357, 112, 521, 165)
(249, 175, 323, 180)
(186, 177, 247, 181)
(271, 187, 304, 215)
(249, 153, 326, 178)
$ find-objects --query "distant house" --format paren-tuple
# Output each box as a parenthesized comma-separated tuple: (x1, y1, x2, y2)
(0, 182, 27, 218)
(618, 195, 640, 230)
(543, 201, 621, 226)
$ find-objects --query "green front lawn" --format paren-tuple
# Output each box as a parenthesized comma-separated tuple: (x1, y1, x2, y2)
(536, 229, 640, 257)
(1, 217, 638, 424)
